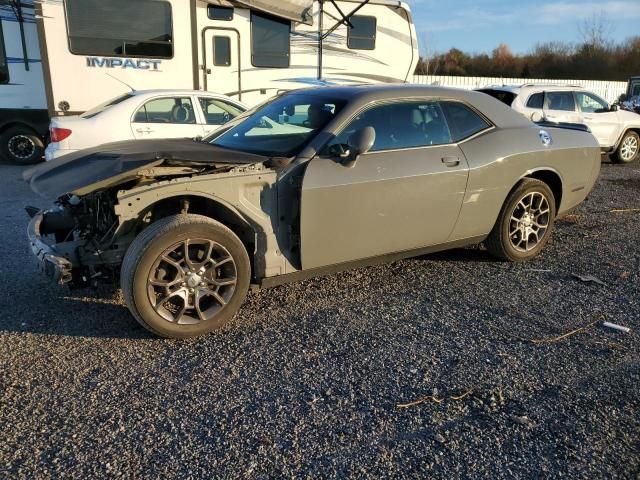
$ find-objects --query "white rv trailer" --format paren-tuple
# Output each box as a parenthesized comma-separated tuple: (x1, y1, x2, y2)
(37, 0, 418, 116)
(0, 0, 48, 164)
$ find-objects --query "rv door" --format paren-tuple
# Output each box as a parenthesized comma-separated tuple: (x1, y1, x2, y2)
(204, 29, 240, 100)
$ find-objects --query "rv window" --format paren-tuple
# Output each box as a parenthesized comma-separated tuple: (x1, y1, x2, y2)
(134, 97, 196, 124)
(208, 6, 234, 21)
(251, 12, 290, 68)
(214, 37, 231, 66)
(0, 23, 8, 84)
(347, 16, 376, 50)
(66, 0, 173, 58)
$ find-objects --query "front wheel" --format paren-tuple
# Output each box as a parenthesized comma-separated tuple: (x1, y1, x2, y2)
(121, 214, 250, 338)
(485, 179, 557, 262)
(1, 127, 44, 165)
(612, 131, 639, 164)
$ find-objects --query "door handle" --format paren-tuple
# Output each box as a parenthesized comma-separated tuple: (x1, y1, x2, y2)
(442, 156, 460, 167)
(136, 128, 153, 134)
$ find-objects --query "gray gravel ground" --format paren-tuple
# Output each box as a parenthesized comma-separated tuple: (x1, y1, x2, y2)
(0, 160, 639, 479)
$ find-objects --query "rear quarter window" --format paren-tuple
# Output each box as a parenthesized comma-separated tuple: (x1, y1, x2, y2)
(526, 93, 544, 109)
(441, 102, 491, 142)
(478, 89, 516, 106)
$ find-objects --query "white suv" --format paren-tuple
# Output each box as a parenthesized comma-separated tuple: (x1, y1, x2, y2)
(479, 85, 640, 163)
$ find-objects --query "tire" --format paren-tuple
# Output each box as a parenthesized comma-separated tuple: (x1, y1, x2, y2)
(612, 131, 639, 164)
(121, 214, 250, 338)
(0, 126, 44, 165)
(485, 179, 557, 262)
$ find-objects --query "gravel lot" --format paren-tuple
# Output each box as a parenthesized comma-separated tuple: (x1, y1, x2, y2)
(1, 160, 638, 479)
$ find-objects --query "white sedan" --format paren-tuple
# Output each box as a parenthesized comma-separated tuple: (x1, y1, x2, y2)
(45, 90, 246, 161)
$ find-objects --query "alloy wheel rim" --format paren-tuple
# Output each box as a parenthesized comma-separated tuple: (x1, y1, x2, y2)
(509, 192, 550, 252)
(620, 136, 638, 161)
(147, 238, 237, 325)
(8, 135, 35, 160)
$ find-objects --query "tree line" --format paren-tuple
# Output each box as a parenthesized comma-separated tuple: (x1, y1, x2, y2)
(416, 16, 640, 81)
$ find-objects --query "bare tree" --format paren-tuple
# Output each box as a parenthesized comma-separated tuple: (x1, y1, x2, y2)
(419, 32, 439, 75)
(578, 11, 613, 52)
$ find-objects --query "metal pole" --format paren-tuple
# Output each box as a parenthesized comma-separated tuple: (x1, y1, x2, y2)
(13, 1, 30, 71)
(322, 0, 370, 40)
(317, 0, 323, 80)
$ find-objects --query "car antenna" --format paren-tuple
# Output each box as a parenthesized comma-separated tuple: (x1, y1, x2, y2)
(105, 72, 136, 92)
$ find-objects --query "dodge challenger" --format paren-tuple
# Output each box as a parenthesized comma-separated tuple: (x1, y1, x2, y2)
(24, 85, 601, 337)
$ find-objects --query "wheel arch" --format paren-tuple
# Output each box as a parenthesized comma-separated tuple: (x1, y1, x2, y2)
(520, 168, 563, 213)
(0, 121, 44, 138)
(488, 169, 562, 235)
(134, 193, 257, 275)
(614, 127, 640, 150)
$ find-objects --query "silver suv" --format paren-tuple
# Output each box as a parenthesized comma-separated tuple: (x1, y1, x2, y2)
(479, 84, 640, 163)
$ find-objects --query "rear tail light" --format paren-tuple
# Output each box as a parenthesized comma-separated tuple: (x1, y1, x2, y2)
(50, 127, 72, 143)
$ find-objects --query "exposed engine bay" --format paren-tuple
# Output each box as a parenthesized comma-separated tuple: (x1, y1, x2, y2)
(25, 139, 278, 288)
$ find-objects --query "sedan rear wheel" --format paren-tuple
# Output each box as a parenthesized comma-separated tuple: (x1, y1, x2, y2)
(613, 131, 639, 164)
(485, 179, 556, 262)
(121, 214, 250, 338)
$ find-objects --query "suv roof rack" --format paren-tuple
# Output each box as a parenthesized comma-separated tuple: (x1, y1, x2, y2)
(521, 83, 583, 88)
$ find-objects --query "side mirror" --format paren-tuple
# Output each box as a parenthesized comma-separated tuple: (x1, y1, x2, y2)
(610, 104, 619, 112)
(194, 135, 203, 142)
(327, 143, 352, 160)
(342, 126, 376, 168)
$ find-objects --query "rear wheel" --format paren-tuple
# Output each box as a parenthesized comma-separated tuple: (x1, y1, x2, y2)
(1, 126, 44, 165)
(485, 179, 556, 262)
(121, 214, 250, 338)
(612, 131, 639, 164)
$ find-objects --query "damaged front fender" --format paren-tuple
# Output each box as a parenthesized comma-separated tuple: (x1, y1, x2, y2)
(24, 138, 269, 199)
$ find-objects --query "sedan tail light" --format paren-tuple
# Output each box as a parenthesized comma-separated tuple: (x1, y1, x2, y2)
(50, 127, 72, 143)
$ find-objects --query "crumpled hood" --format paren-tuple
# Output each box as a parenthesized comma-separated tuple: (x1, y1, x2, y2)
(24, 138, 268, 199)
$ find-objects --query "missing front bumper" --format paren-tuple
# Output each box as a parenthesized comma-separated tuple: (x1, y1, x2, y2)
(27, 211, 74, 285)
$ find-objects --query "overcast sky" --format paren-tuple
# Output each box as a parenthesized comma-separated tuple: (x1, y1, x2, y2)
(405, 0, 640, 55)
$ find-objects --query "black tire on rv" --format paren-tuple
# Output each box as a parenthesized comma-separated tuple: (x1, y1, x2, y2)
(1, 126, 45, 165)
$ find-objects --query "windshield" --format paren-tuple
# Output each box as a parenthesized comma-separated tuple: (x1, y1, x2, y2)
(210, 93, 346, 157)
(81, 93, 134, 119)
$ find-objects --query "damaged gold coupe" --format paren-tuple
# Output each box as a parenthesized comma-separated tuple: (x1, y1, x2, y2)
(25, 85, 601, 337)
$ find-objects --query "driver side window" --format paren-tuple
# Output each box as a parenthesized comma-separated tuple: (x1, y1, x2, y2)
(575, 92, 608, 113)
(327, 101, 453, 153)
(198, 97, 244, 125)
